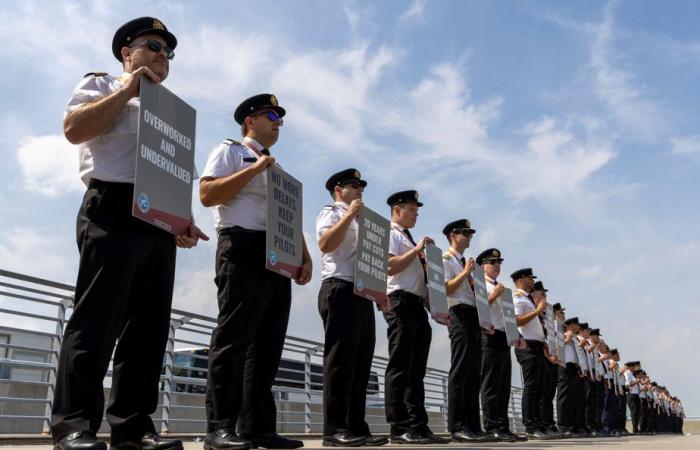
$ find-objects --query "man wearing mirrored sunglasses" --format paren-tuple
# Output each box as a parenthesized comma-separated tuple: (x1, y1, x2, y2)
(51, 16, 208, 450)
(200, 94, 312, 450)
(316, 169, 387, 447)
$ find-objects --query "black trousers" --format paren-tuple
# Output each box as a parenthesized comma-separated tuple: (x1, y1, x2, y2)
(383, 290, 431, 435)
(51, 180, 176, 443)
(447, 305, 482, 433)
(480, 330, 511, 433)
(540, 361, 558, 429)
(575, 376, 589, 431)
(639, 398, 649, 432)
(601, 384, 617, 431)
(616, 390, 627, 431)
(585, 379, 601, 431)
(205, 227, 291, 435)
(515, 340, 545, 433)
(627, 394, 640, 433)
(318, 278, 376, 436)
(556, 363, 578, 431)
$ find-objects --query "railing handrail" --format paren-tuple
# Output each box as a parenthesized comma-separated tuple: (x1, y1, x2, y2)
(0, 268, 522, 435)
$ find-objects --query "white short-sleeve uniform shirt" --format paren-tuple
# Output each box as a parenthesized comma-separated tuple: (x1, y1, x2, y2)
(315, 202, 357, 282)
(201, 136, 269, 231)
(386, 223, 426, 298)
(513, 289, 545, 342)
(485, 276, 505, 331)
(442, 249, 476, 308)
(67, 74, 140, 185)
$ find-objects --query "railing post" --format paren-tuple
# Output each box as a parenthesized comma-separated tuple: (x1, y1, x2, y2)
(42, 297, 72, 435)
(160, 315, 191, 435)
(442, 374, 449, 432)
(510, 389, 517, 433)
(304, 349, 314, 434)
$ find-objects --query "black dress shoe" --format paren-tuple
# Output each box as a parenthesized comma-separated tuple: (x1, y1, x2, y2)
(110, 432, 183, 450)
(450, 430, 488, 443)
(505, 431, 528, 442)
(322, 432, 366, 447)
(420, 431, 449, 444)
(55, 432, 107, 450)
(487, 431, 507, 442)
(526, 430, 553, 440)
(205, 428, 251, 450)
(244, 433, 303, 449)
(544, 428, 562, 439)
(390, 431, 431, 445)
(361, 435, 388, 446)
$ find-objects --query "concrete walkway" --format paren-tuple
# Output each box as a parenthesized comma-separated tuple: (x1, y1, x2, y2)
(0, 434, 696, 450)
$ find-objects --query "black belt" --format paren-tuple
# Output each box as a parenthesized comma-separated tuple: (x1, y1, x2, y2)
(219, 225, 265, 236)
(389, 289, 424, 302)
(88, 178, 134, 193)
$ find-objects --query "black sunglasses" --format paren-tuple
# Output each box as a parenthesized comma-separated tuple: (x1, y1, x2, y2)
(253, 110, 283, 123)
(129, 39, 175, 60)
(341, 180, 363, 189)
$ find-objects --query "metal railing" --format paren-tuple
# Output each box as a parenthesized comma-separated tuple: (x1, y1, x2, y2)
(0, 268, 524, 435)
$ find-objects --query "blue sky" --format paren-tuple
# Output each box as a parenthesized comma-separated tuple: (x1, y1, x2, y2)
(1, 1, 699, 415)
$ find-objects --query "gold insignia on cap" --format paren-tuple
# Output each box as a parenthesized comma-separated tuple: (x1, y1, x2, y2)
(153, 19, 165, 30)
(354, 170, 360, 178)
(492, 250, 499, 256)
(270, 95, 278, 106)
(465, 220, 471, 228)
(414, 191, 419, 200)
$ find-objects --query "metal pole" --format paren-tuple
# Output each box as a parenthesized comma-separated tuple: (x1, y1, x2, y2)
(42, 297, 71, 435)
(304, 349, 314, 434)
(160, 315, 191, 435)
(442, 375, 449, 432)
(510, 389, 517, 433)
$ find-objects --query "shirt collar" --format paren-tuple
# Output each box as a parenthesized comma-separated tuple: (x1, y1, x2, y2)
(334, 201, 350, 210)
(448, 246, 463, 260)
(485, 275, 497, 284)
(391, 222, 405, 231)
(242, 136, 265, 152)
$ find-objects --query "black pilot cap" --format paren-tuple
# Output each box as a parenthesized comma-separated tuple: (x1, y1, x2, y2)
(325, 168, 367, 193)
(387, 190, 423, 207)
(112, 17, 177, 62)
(234, 93, 286, 125)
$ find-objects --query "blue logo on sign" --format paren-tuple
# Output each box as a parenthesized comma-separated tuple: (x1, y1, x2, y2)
(269, 250, 278, 266)
(356, 278, 364, 291)
(137, 193, 150, 213)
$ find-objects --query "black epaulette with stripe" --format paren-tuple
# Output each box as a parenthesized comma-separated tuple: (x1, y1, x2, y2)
(223, 138, 242, 146)
(84, 72, 108, 78)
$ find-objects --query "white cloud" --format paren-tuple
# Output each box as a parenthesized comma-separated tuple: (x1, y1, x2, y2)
(670, 135, 700, 155)
(575, 264, 603, 279)
(16, 134, 84, 197)
(499, 117, 615, 203)
(399, 0, 428, 25)
(588, 3, 665, 140)
(0, 227, 78, 284)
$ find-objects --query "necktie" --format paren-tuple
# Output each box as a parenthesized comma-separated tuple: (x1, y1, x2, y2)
(261, 148, 270, 156)
(402, 228, 427, 279)
(459, 257, 466, 267)
(403, 228, 417, 246)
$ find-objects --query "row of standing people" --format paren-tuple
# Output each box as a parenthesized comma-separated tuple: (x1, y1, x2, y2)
(49, 16, 684, 450)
